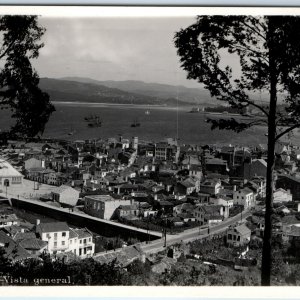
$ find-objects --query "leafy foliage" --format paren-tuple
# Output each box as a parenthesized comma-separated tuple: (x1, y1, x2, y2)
(174, 16, 300, 136)
(174, 15, 300, 286)
(0, 16, 54, 138)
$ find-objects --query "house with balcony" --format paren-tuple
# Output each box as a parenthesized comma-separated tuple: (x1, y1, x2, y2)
(71, 228, 95, 259)
(35, 221, 95, 258)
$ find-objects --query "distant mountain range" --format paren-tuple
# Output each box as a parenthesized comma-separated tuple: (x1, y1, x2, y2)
(38, 77, 218, 107)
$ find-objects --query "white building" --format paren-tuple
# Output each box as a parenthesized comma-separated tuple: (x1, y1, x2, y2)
(233, 188, 255, 209)
(36, 221, 95, 258)
(51, 185, 80, 206)
(84, 194, 131, 220)
(69, 228, 95, 258)
(36, 221, 70, 254)
(0, 158, 23, 187)
(210, 195, 234, 208)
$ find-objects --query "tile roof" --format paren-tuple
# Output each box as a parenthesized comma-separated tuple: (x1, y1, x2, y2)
(252, 159, 267, 168)
(0, 230, 33, 262)
(52, 184, 76, 194)
(0, 158, 23, 177)
(0, 213, 19, 223)
(19, 238, 48, 250)
(234, 224, 251, 236)
(69, 228, 78, 239)
(36, 222, 69, 233)
(94, 245, 143, 267)
(74, 228, 92, 239)
(13, 232, 36, 242)
(85, 194, 114, 202)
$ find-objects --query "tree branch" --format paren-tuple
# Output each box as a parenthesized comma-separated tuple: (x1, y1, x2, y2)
(0, 39, 17, 60)
(233, 45, 269, 64)
(240, 20, 267, 42)
(275, 123, 300, 141)
(242, 98, 269, 117)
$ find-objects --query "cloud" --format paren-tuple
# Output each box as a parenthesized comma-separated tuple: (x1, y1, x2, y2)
(33, 16, 205, 87)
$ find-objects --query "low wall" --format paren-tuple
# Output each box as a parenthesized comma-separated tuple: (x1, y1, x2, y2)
(10, 198, 160, 242)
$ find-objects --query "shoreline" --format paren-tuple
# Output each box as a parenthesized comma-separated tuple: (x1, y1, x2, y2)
(53, 101, 167, 107)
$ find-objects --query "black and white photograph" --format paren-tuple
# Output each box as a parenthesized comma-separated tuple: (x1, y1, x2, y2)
(0, 6, 300, 287)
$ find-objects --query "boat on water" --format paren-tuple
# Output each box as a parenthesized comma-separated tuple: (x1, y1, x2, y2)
(145, 110, 150, 115)
(88, 116, 102, 128)
(68, 127, 75, 136)
(131, 119, 141, 127)
(84, 114, 100, 122)
(84, 114, 102, 128)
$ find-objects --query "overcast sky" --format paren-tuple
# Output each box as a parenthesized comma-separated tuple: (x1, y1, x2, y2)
(32, 16, 207, 88)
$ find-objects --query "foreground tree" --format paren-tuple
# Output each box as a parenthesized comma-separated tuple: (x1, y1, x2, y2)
(175, 16, 300, 285)
(0, 15, 54, 138)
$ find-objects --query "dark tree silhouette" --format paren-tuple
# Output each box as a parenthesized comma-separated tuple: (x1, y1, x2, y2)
(0, 15, 54, 138)
(175, 16, 300, 285)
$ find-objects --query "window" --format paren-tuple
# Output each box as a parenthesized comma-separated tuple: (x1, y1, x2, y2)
(70, 239, 72, 244)
(80, 240, 82, 244)
(62, 232, 66, 237)
(62, 241, 65, 246)
(46, 234, 50, 239)
(228, 234, 232, 240)
(54, 233, 57, 240)
(89, 238, 91, 242)
(54, 242, 57, 247)
(84, 239, 86, 244)
(237, 236, 241, 241)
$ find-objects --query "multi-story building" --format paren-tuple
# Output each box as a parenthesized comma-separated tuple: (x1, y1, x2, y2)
(84, 194, 131, 220)
(233, 188, 255, 209)
(36, 221, 95, 258)
(200, 179, 222, 195)
(69, 228, 95, 258)
(155, 142, 180, 162)
(36, 221, 70, 255)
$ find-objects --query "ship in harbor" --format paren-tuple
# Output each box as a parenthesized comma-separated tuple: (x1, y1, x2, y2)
(84, 115, 102, 128)
(131, 118, 141, 128)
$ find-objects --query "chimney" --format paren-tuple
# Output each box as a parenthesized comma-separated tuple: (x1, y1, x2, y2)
(36, 219, 40, 226)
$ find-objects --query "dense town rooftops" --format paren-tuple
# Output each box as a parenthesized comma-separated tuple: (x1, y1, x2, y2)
(0, 213, 18, 223)
(0, 230, 34, 262)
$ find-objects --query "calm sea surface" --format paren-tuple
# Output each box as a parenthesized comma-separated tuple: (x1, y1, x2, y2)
(1, 101, 298, 146)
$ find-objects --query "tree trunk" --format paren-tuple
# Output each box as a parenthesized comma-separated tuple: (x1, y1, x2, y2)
(261, 18, 277, 286)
